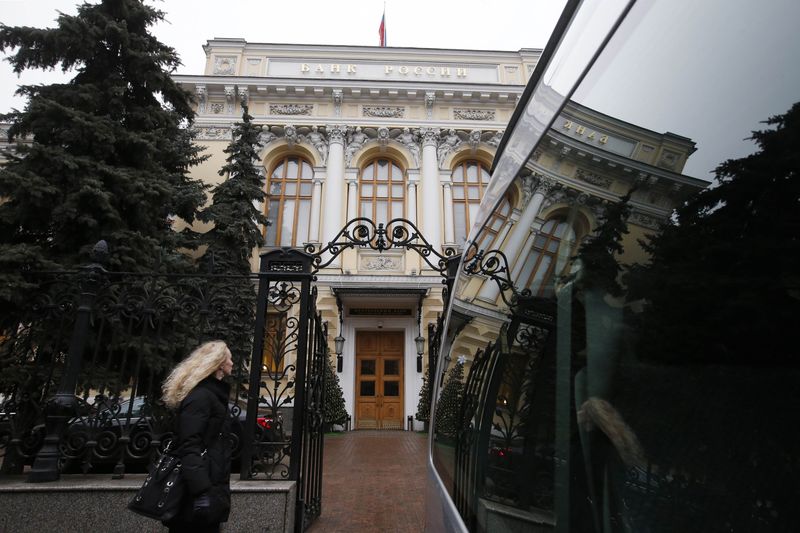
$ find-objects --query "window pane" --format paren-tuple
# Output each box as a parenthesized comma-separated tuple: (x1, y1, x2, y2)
(269, 181, 282, 196)
(392, 184, 404, 198)
(296, 200, 310, 244)
(362, 164, 374, 180)
(361, 360, 376, 375)
(454, 203, 467, 243)
(287, 159, 298, 176)
(534, 235, 548, 249)
(467, 204, 478, 230)
(452, 167, 465, 183)
(391, 202, 403, 219)
(468, 186, 480, 200)
(284, 182, 296, 196)
(300, 182, 312, 196)
(384, 381, 400, 397)
(377, 160, 389, 180)
(361, 184, 373, 196)
(360, 381, 375, 396)
(480, 167, 490, 183)
(280, 199, 295, 246)
(272, 164, 284, 180)
(265, 201, 279, 245)
(301, 161, 313, 177)
(360, 201, 371, 218)
(452, 187, 465, 200)
(391, 164, 402, 180)
(384, 360, 400, 375)
(377, 184, 389, 197)
(376, 201, 388, 222)
(467, 164, 478, 183)
(547, 240, 559, 253)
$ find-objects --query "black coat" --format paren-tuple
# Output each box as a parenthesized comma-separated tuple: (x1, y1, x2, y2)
(167, 376, 233, 526)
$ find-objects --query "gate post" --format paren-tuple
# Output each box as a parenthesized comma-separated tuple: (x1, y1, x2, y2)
(28, 241, 108, 482)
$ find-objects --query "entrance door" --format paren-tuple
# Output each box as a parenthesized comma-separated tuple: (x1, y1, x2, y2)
(355, 331, 404, 430)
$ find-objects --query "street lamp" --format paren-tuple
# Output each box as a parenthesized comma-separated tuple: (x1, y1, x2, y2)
(335, 296, 344, 372)
(415, 298, 424, 373)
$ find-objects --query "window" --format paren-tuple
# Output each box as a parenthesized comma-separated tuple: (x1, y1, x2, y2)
(452, 160, 491, 244)
(359, 158, 405, 222)
(264, 156, 314, 246)
(517, 217, 575, 297)
(473, 194, 512, 253)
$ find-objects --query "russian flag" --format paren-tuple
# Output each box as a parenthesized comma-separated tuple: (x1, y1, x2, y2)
(379, 10, 387, 47)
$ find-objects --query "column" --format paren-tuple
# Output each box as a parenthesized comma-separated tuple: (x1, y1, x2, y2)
(477, 176, 549, 302)
(308, 176, 324, 243)
(322, 125, 348, 265)
(346, 176, 358, 221)
(419, 128, 442, 255)
(406, 178, 418, 227)
(442, 180, 455, 244)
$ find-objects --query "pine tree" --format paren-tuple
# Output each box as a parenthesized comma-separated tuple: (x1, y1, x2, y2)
(625, 102, 800, 363)
(0, 0, 206, 277)
(568, 190, 632, 297)
(415, 371, 432, 424)
(435, 357, 465, 440)
(323, 356, 348, 429)
(197, 104, 266, 367)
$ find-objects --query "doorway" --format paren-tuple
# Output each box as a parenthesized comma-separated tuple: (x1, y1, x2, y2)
(355, 331, 404, 429)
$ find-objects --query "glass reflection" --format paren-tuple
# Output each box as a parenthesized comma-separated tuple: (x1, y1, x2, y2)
(430, 2, 800, 531)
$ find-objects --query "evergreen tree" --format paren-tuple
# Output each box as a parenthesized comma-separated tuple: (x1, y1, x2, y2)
(415, 371, 432, 424)
(568, 190, 633, 297)
(435, 356, 465, 439)
(0, 0, 206, 277)
(323, 356, 348, 429)
(625, 102, 800, 363)
(197, 104, 266, 367)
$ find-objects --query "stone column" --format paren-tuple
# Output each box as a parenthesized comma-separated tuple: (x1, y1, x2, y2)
(478, 175, 551, 302)
(407, 178, 418, 227)
(346, 176, 358, 221)
(442, 180, 455, 244)
(322, 125, 348, 264)
(308, 176, 324, 243)
(419, 128, 442, 254)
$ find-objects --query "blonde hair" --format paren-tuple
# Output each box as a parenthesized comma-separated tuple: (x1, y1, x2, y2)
(162, 340, 231, 409)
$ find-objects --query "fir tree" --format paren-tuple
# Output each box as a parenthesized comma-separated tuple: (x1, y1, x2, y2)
(435, 356, 465, 439)
(197, 104, 266, 367)
(415, 371, 432, 424)
(0, 0, 206, 276)
(323, 356, 348, 429)
(625, 102, 800, 363)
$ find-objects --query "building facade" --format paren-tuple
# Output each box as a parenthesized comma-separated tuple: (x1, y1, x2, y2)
(174, 39, 705, 431)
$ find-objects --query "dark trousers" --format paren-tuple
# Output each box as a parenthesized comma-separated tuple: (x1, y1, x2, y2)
(168, 524, 220, 533)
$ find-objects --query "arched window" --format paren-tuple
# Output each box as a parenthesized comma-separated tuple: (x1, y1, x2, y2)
(473, 194, 513, 253)
(452, 160, 491, 244)
(359, 158, 405, 222)
(265, 156, 314, 247)
(518, 217, 576, 297)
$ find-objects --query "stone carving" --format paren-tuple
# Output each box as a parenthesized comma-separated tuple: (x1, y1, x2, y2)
(575, 168, 613, 188)
(210, 103, 224, 114)
(327, 124, 349, 146)
(418, 127, 440, 147)
(332, 89, 343, 117)
(629, 211, 662, 230)
(468, 130, 482, 152)
(195, 126, 232, 140)
(344, 126, 365, 165)
(270, 104, 313, 116)
(213, 56, 237, 75)
(284, 125, 298, 148)
(376, 127, 390, 147)
(258, 130, 277, 146)
(238, 87, 248, 106)
(308, 126, 328, 164)
(397, 128, 420, 166)
(454, 108, 496, 121)
(224, 86, 235, 114)
(486, 130, 504, 147)
(437, 129, 461, 166)
(363, 106, 405, 118)
(195, 85, 206, 114)
(361, 255, 401, 271)
(658, 150, 680, 170)
(520, 172, 539, 207)
(425, 91, 435, 119)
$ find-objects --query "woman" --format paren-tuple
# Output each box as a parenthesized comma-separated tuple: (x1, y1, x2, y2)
(162, 340, 234, 533)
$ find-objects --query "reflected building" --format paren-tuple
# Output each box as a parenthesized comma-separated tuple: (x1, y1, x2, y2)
(175, 39, 705, 433)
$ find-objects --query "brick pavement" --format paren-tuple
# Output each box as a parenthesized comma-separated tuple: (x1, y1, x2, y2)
(306, 430, 429, 533)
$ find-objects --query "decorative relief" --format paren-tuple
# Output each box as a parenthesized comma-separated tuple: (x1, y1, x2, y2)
(376, 127, 390, 147)
(629, 211, 663, 230)
(575, 168, 613, 188)
(332, 89, 343, 117)
(359, 253, 403, 271)
(210, 103, 224, 114)
(195, 85, 206, 114)
(258, 130, 277, 146)
(213, 56, 237, 76)
(327, 124, 349, 146)
(467, 129, 482, 152)
(425, 92, 436, 119)
(486, 130, 504, 147)
(238, 87, 248, 105)
(307, 126, 328, 163)
(419, 127, 440, 148)
(454, 108, 496, 121)
(437, 129, 460, 166)
(363, 106, 405, 118)
(396, 128, 420, 166)
(658, 150, 680, 170)
(270, 104, 313, 116)
(345, 126, 365, 164)
(224, 86, 235, 114)
(520, 172, 539, 208)
(195, 126, 232, 140)
(284, 125, 298, 148)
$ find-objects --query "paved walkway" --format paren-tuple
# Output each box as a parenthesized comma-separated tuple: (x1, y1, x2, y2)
(306, 430, 429, 533)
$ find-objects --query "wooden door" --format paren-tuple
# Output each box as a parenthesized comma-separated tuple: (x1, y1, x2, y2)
(355, 331, 404, 430)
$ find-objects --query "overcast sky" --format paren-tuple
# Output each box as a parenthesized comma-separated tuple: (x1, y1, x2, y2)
(0, 0, 566, 113)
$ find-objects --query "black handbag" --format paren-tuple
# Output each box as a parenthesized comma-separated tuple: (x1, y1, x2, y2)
(128, 442, 186, 521)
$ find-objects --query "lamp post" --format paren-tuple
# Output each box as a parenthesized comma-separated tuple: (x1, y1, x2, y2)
(415, 298, 425, 372)
(335, 296, 344, 372)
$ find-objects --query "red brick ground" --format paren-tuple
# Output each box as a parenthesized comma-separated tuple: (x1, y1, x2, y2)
(306, 430, 428, 533)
